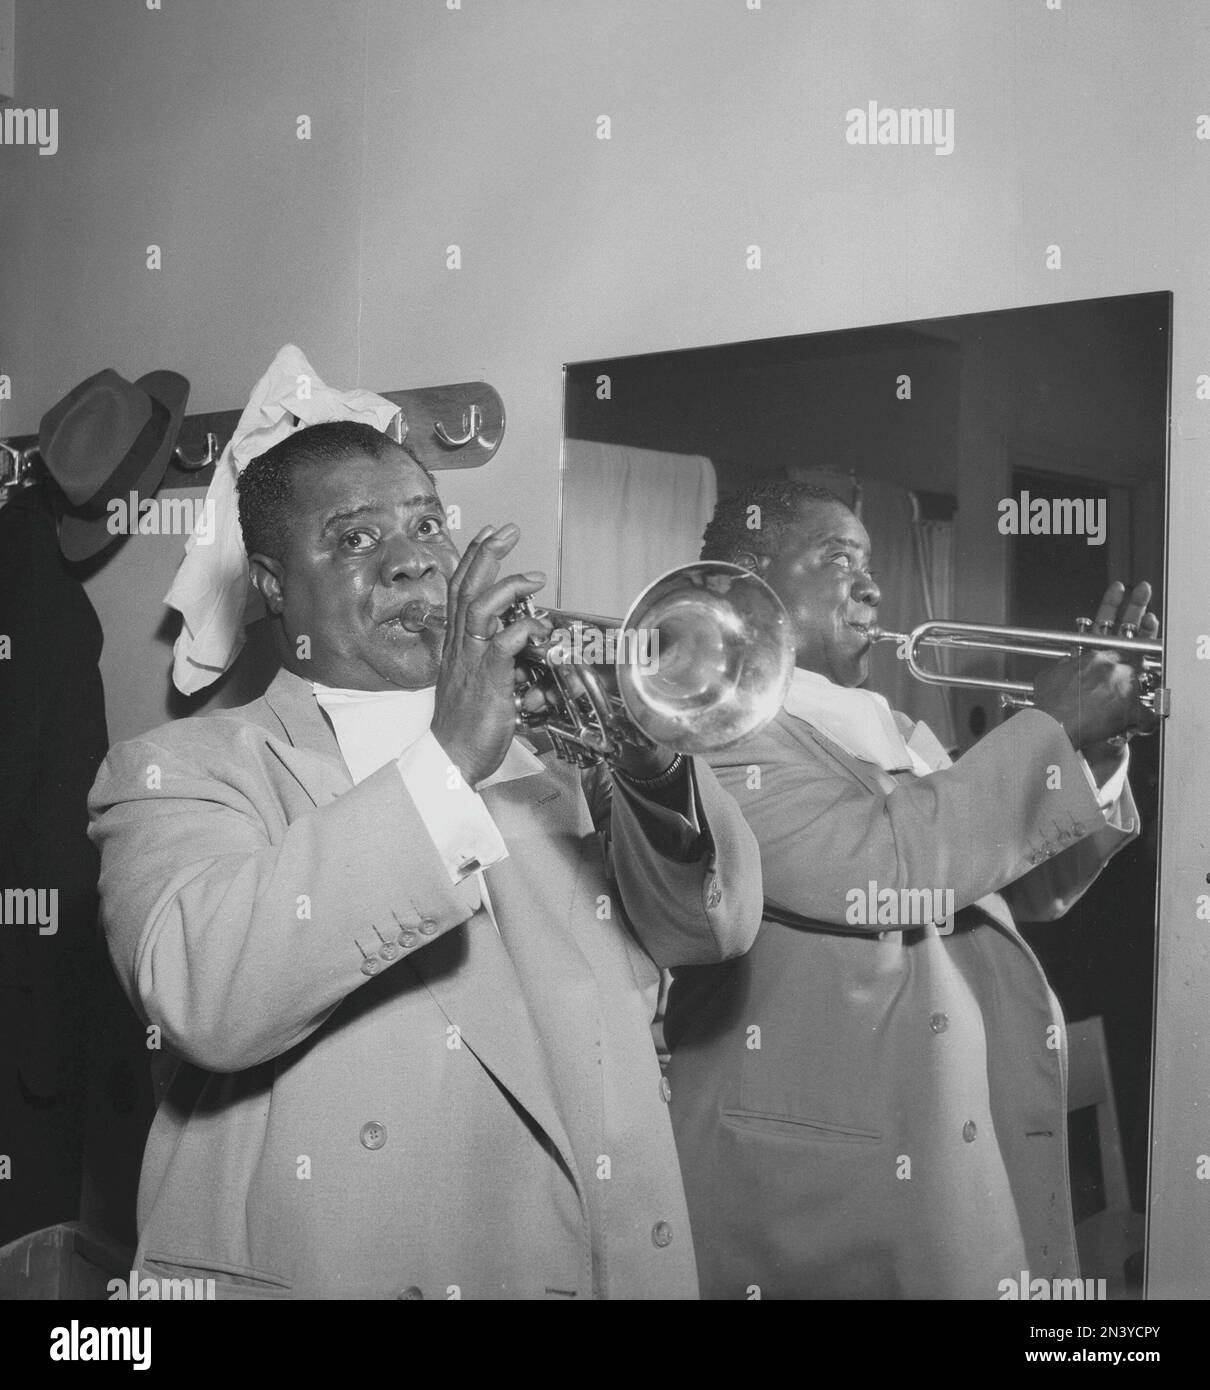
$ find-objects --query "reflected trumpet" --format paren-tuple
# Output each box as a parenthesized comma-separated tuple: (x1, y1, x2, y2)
(401, 561, 797, 766)
(870, 620, 1168, 717)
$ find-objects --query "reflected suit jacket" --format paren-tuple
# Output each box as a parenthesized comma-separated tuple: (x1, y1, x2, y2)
(665, 706, 1138, 1300)
(88, 668, 762, 1299)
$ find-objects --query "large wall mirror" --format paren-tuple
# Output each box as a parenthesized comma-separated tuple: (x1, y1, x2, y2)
(560, 291, 1170, 1298)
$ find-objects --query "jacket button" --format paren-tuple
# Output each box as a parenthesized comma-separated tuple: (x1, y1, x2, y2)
(705, 879, 722, 909)
(659, 1077, 672, 1103)
(397, 1285, 424, 1300)
(361, 958, 382, 977)
(419, 918, 439, 935)
(360, 1121, 387, 1150)
(962, 1120, 978, 1143)
(380, 941, 400, 962)
(929, 1012, 949, 1034)
(651, 1221, 673, 1248)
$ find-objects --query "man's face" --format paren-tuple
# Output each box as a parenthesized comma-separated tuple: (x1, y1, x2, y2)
(261, 449, 460, 691)
(759, 501, 881, 687)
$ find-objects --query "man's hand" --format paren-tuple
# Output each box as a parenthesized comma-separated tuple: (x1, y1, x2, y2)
(1031, 580, 1161, 751)
(430, 524, 551, 788)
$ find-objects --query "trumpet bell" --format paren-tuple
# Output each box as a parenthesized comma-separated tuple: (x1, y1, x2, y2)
(617, 561, 796, 754)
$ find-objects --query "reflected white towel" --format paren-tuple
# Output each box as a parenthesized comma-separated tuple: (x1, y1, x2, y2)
(166, 345, 401, 694)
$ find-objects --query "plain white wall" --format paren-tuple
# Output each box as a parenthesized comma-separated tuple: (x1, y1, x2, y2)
(1, 0, 1208, 1295)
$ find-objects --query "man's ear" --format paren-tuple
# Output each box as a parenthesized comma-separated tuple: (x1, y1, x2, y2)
(732, 549, 772, 576)
(248, 553, 286, 615)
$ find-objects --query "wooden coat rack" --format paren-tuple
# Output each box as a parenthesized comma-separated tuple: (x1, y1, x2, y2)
(0, 380, 506, 496)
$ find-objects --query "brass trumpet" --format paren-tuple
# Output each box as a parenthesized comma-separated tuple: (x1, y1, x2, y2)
(401, 561, 797, 766)
(870, 620, 1168, 716)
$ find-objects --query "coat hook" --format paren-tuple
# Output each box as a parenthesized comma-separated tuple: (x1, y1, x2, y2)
(0, 442, 21, 487)
(434, 403, 482, 448)
(175, 432, 221, 471)
(0, 445, 43, 493)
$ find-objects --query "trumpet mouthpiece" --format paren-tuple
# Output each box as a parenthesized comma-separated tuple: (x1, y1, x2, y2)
(398, 601, 449, 633)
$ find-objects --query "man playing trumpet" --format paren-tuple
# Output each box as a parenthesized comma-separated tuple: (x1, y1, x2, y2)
(88, 420, 764, 1299)
(665, 479, 1159, 1300)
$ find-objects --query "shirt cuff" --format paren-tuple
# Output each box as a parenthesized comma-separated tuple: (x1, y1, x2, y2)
(396, 733, 509, 884)
(1077, 744, 1131, 815)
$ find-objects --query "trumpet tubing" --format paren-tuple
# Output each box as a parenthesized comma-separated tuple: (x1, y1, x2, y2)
(871, 620, 1166, 714)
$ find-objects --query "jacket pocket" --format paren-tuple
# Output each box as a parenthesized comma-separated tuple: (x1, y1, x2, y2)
(722, 1107, 883, 1142)
(139, 1254, 294, 1300)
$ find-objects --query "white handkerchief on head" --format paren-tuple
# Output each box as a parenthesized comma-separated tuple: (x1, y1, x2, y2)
(166, 345, 401, 694)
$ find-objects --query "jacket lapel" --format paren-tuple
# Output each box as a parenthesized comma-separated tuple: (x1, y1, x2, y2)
(257, 667, 586, 1194)
(259, 668, 351, 806)
(769, 709, 897, 794)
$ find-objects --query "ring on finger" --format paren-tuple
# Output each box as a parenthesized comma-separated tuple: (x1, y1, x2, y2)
(466, 629, 494, 642)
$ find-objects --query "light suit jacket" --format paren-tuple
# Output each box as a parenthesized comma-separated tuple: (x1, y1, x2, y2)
(87, 668, 763, 1299)
(666, 706, 1138, 1300)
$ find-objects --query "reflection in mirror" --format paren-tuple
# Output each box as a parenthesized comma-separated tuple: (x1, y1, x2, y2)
(561, 292, 1169, 1300)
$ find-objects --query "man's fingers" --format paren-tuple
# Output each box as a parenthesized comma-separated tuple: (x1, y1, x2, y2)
(517, 683, 551, 717)
(1117, 580, 1153, 634)
(445, 524, 522, 641)
(446, 525, 494, 620)
(463, 572, 546, 639)
(483, 612, 550, 660)
(456, 524, 521, 609)
(1081, 649, 1122, 673)
(1139, 612, 1161, 640)
(1090, 580, 1126, 631)
(1088, 578, 1155, 636)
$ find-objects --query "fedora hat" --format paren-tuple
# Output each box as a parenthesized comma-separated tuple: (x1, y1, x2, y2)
(38, 367, 190, 561)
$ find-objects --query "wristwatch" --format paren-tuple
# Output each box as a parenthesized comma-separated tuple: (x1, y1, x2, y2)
(613, 752, 686, 791)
